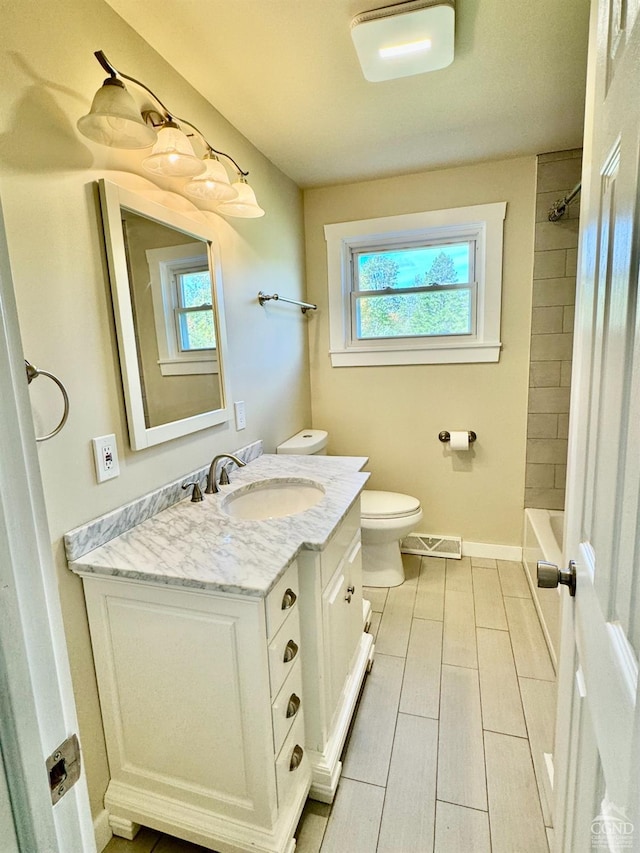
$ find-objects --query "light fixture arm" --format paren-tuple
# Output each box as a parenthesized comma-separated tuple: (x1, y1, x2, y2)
(92, 50, 249, 177)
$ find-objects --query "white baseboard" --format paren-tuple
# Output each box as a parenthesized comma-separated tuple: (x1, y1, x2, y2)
(93, 808, 112, 853)
(462, 541, 523, 561)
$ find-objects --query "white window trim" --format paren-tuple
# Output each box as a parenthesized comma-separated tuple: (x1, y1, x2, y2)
(146, 242, 219, 376)
(324, 202, 507, 366)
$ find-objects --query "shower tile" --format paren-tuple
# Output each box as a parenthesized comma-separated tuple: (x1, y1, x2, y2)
(555, 464, 567, 489)
(560, 360, 573, 386)
(319, 778, 384, 853)
(524, 488, 566, 510)
(565, 247, 578, 276)
(529, 361, 561, 388)
(477, 627, 526, 737)
(472, 568, 507, 630)
(538, 148, 582, 164)
(528, 387, 571, 414)
(526, 464, 555, 489)
(563, 304, 575, 333)
(533, 251, 566, 280)
(341, 653, 403, 786)
(532, 276, 576, 306)
(527, 413, 559, 439)
(400, 618, 442, 719)
(537, 157, 583, 193)
(437, 665, 487, 811)
(434, 801, 490, 853)
(415, 556, 446, 621)
(532, 306, 564, 334)
(377, 714, 438, 852)
(557, 413, 570, 439)
(519, 677, 557, 828)
(484, 731, 549, 853)
(535, 218, 580, 252)
(504, 598, 555, 681)
(443, 588, 477, 668)
(526, 437, 569, 463)
(530, 333, 574, 361)
(497, 561, 531, 598)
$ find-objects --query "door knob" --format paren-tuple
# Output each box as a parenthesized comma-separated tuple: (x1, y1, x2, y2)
(537, 560, 577, 596)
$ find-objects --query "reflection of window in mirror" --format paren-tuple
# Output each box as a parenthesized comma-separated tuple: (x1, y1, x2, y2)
(146, 243, 219, 376)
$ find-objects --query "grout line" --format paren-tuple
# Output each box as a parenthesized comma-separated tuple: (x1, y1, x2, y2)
(436, 798, 489, 814)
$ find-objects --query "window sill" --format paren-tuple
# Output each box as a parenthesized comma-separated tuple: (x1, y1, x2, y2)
(329, 341, 502, 367)
(158, 356, 219, 376)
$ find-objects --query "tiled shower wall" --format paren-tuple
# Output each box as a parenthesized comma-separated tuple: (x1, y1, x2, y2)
(525, 150, 582, 510)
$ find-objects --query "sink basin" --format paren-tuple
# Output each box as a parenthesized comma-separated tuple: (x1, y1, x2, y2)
(221, 478, 325, 520)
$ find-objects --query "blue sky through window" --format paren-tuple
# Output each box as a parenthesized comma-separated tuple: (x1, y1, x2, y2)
(358, 243, 470, 289)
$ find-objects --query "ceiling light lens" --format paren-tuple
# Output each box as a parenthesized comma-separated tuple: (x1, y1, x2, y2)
(216, 180, 265, 218)
(184, 155, 239, 202)
(379, 38, 432, 59)
(77, 78, 157, 149)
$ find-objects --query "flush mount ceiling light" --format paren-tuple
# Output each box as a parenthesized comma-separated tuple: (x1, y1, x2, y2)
(77, 50, 263, 218)
(351, 0, 455, 82)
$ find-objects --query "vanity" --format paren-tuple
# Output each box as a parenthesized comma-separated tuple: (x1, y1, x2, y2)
(66, 450, 374, 853)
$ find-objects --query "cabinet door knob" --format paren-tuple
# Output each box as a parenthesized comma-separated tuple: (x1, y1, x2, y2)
(286, 693, 301, 719)
(283, 639, 299, 663)
(289, 744, 304, 771)
(281, 588, 297, 610)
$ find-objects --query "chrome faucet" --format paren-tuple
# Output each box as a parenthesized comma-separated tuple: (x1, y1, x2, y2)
(205, 453, 246, 494)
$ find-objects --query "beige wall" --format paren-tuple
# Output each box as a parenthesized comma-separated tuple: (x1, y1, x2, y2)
(304, 158, 537, 546)
(1, 0, 310, 820)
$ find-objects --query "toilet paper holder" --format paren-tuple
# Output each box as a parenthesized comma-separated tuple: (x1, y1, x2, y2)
(439, 430, 477, 443)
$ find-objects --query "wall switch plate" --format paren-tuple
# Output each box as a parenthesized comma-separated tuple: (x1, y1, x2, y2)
(234, 401, 246, 431)
(92, 434, 120, 483)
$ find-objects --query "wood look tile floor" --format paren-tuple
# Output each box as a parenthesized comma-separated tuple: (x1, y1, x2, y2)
(104, 555, 555, 853)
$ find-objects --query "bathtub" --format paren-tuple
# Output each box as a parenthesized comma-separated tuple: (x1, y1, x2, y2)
(522, 508, 564, 671)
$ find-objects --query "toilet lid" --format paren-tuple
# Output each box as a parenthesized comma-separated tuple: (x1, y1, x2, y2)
(360, 490, 421, 520)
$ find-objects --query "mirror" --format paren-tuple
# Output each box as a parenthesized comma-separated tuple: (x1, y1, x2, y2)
(98, 179, 230, 449)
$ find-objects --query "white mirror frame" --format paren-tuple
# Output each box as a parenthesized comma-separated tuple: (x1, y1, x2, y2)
(98, 179, 231, 449)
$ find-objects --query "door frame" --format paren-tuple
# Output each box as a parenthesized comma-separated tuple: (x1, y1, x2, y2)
(0, 197, 95, 851)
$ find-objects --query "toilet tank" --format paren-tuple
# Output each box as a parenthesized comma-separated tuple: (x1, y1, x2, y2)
(276, 429, 328, 455)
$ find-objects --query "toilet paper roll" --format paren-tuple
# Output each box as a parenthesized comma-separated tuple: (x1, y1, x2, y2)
(449, 431, 470, 451)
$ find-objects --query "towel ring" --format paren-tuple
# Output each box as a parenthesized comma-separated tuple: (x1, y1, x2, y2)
(25, 359, 70, 442)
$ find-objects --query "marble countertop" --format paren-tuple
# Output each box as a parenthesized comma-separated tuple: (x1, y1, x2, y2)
(69, 454, 369, 597)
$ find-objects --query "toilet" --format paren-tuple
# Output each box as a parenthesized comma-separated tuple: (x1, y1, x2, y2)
(276, 430, 422, 588)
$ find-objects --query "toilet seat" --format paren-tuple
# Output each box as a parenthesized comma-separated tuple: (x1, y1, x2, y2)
(361, 490, 421, 520)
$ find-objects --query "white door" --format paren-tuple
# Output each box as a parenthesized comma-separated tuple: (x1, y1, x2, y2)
(554, 0, 640, 849)
(0, 199, 95, 851)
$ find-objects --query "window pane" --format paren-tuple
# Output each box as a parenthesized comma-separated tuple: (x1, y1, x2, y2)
(179, 271, 212, 307)
(179, 310, 216, 351)
(357, 243, 471, 292)
(356, 289, 472, 339)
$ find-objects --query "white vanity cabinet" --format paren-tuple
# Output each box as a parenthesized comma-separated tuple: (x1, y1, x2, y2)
(297, 498, 375, 801)
(80, 559, 311, 853)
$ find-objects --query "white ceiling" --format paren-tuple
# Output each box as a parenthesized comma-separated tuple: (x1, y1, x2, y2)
(105, 0, 590, 189)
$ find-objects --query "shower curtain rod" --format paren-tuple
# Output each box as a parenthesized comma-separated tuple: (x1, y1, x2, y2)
(548, 182, 582, 222)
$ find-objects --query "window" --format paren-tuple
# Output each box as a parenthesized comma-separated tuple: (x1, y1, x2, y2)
(146, 242, 219, 376)
(325, 203, 506, 366)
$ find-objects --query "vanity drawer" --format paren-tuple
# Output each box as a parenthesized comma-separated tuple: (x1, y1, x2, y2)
(265, 560, 299, 641)
(275, 713, 308, 810)
(268, 608, 301, 699)
(271, 659, 303, 756)
(320, 500, 361, 589)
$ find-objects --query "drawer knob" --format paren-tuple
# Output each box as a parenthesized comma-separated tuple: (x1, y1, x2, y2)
(283, 639, 299, 663)
(286, 693, 301, 719)
(289, 744, 304, 771)
(345, 584, 355, 603)
(281, 588, 297, 610)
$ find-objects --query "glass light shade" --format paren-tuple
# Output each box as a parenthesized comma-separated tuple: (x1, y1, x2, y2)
(142, 124, 205, 177)
(183, 154, 238, 202)
(77, 78, 157, 149)
(216, 180, 265, 218)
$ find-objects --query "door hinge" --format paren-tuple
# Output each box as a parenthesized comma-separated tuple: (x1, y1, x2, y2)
(46, 734, 81, 804)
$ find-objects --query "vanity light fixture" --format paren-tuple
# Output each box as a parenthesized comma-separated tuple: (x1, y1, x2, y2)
(77, 50, 264, 218)
(351, 0, 455, 82)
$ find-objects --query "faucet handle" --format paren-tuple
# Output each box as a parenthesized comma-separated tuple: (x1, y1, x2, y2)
(219, 466, 231, 486)
(182, 481, 204, 502)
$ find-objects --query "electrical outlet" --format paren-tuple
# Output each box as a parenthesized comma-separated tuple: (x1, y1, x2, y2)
(234, 401, 246, 430)
(92, 434, 120, 483)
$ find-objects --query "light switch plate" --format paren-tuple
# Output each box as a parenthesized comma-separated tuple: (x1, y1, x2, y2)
(234, 401, 246, 430)
(92, 434, 120, 483)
